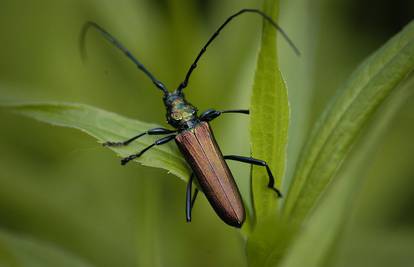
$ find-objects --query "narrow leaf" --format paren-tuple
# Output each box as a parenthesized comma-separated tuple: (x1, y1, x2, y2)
(3, 102, 189, 181)
(249, 0, 289, 224)
(283, 20, 414, 225)
(246, 0, 291, 265)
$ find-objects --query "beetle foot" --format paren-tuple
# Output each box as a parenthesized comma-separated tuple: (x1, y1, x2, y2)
(269, 186, 283, 198)
(103, 141, 125, 147)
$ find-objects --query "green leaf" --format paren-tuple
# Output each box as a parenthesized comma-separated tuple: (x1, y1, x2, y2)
(246, 0, 291, 265)
(3, 102, 189, 181)
(249, 0, 289, 224)
(283, 20, 414, 225)
(0, 229, 93, 267)
(280, 75, 414, 267)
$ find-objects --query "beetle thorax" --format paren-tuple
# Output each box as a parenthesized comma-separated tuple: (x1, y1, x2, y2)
(164, 93, 198, 130)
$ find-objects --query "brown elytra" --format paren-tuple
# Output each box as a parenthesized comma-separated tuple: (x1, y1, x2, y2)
(175, 121, 245, 227)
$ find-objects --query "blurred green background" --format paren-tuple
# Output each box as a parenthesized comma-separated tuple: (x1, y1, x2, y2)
(0, 0, 413, 266)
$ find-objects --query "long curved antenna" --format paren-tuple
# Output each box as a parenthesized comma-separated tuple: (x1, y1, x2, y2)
(177, 8, 300, 93)
(81, 21, 168, 95)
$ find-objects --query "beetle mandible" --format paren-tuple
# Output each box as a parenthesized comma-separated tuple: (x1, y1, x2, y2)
(82, 9, 299, 228)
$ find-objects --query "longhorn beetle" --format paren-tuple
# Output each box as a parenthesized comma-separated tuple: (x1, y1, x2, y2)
(81, 9, 299, 228)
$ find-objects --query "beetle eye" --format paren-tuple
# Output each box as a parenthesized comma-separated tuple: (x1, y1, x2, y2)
(172, 112, 182, 120)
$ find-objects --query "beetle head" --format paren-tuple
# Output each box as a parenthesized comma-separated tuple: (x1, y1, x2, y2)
(163, 91, 198, 129)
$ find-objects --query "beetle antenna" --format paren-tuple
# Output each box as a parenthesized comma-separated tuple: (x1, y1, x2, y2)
(81, 21, 169, 96)
(177, 8, 300, 93)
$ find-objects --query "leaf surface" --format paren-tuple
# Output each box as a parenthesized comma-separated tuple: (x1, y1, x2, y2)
(4, 102, 189, 181)
(247, 0, 291, 265)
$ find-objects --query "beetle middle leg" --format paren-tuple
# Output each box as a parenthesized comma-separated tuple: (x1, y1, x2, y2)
(224, 155, 282, 197)
(199, 109, 249, 122)
(103, 127, 176, 147)
(121, 135, 175, 165)
(186, 173, 199, 222)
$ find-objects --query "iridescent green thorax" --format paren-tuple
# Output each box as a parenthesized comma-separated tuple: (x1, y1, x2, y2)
(164, 92, 199, 130)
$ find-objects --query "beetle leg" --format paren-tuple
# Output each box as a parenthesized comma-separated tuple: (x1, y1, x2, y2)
(199, 109, 249, 122)
(186, 173, 194, 222)
(186, 173, 200, 222)
(224, 155, 282, 197)
(121, 135, 176, 165)
(103, 127, 176, 147)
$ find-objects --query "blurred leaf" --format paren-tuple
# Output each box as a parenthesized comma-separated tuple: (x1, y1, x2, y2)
(246, 0, 291, 265)
(280, 74, 414, 267)
(2, 102, 189, 181)
(0, 229, 93, 267)
(283, 20, 414, 225)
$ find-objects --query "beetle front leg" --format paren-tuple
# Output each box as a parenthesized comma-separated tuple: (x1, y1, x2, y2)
(186, 173, 199, 222)
(224, 155, 282, 197)
(103, 127, 176, 147)
(199, 109, 249, 122)
(121, 135, 175, 165)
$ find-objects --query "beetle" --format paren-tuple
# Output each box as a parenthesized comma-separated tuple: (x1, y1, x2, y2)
(82, 9, 299, 228)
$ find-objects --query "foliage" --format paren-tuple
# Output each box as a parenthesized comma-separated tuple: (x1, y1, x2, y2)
(0, 0, 413, 266)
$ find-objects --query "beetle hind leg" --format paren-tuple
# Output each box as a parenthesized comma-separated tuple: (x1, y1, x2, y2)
(224, 155, 282, 197)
